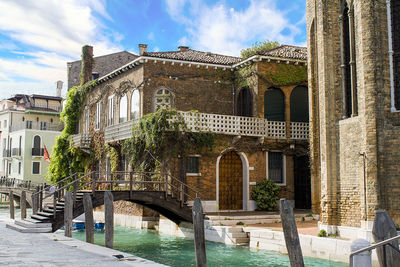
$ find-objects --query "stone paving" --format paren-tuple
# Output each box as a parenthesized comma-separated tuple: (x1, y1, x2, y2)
(0, 217, 167, 267)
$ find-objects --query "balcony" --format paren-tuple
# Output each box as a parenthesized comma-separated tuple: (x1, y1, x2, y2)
(28, 103, 62, 112)
(71, 134, 92, 149)
(10, 122, 64, 132)
(104, 111, 309, 143)
(12, 148, 21, 157)
(32, 148, 44, 156)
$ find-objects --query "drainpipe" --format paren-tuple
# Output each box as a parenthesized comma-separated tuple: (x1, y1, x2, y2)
(386, 0, 396, 112)
(360, 152, 367, 220)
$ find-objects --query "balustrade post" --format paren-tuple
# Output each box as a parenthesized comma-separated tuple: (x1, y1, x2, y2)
(91, 172, 96, 195)
(73, 180, 78, 205)
(53, 191, 58, 219)
(129, 172, 133, 199)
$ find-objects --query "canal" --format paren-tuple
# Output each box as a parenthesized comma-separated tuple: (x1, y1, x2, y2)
(0, 204, 346, 266)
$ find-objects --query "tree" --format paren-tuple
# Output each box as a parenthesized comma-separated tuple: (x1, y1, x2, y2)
(240, 41, 280, 58)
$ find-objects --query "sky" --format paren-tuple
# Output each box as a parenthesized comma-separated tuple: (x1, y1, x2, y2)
(0, 0, 306, 100)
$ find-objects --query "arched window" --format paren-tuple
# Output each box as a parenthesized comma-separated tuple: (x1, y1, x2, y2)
(388, 0, 400, 110)
(131, 90, 140, 120)
(290, 86, 309, 122)
(32, 135, 41, 156)
(264, 87, 285, 121)
(154, 88, 173, 111)
(237, 87, 253, 117)
(340, 0, 357, 118)
(119, 94, 128, 123)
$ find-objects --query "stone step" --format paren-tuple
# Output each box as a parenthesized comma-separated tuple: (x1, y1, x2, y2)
(15, 219, 52, 228)
(232, 237, 250, 244)
(228, 232, 248, 238)
(207, 216, 314, 226)
(31, 214, 50, 221)
(37, 211, 53, 217)
(24, 218, 43, 224)
(6, 223, 52, 233)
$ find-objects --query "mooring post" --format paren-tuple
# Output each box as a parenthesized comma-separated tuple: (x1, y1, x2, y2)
(83, 193, 94, 244)
(104, 191, 114, 249)
(279, 198, 304, 267)
(372, 210, 400, 266)
(351, 239, 372, 267)
(20, 190, 26, 219)
(192, 197, 207, 267)
(64, 191, 73, 238)
(9, 190, 14, 219)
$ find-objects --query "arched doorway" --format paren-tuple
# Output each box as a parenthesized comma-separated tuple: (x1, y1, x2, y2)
(237, 87, 253, 117)
(264, 87, 285, 121)
(290, 86, 309, 122)
(218, 151, 243, 210)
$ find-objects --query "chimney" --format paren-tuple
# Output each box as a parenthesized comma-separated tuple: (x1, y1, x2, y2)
(139, 44, 148, 56)
(56, 81, 63, 97)
(81, 45, 94, 85)
(178, 46, 189, 52)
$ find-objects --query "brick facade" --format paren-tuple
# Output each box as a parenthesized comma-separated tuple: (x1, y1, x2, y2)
(307, 0, 400, 227)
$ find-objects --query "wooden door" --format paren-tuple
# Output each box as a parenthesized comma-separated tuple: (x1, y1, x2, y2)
(219, 151, 243, 210)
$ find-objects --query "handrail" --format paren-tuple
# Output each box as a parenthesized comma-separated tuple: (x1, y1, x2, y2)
(31, 172, 83, 197)
(349, 235, 400, 267)
(0, 177, 41, 191)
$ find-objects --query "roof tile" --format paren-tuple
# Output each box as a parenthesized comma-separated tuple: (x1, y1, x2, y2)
(257, 45, 307, 60)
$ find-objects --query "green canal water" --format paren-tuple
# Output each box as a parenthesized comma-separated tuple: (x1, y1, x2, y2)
(0, 205, 346, 267)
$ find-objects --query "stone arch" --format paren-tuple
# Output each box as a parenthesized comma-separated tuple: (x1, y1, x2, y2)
(290, 85, 309, 122)
(264, 87, 285, 121)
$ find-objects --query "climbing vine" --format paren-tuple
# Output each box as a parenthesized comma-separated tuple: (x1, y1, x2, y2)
(122, 109, 215, 173)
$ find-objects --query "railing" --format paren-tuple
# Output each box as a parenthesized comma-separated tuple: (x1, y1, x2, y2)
(349, 235, 400, 267)
(0, 177, 41, 191)
(12, 148, 21, 157)
(31, 170, 203, 217)
(104, 111, 308, 143)
(32, 148, 44, 156)
(71, 134, 92, 148)
(10, 122, 64, 132)
(2, 149, 10, 158)
(29, 103, 62, 112)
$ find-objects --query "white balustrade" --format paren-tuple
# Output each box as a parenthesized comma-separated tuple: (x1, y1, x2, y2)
(103, 111, 308, 143)
(71, 134, 92, 148)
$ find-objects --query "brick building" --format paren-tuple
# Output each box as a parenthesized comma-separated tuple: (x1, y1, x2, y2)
(307, 0, 400, 237)
(70, 44, 309, 213)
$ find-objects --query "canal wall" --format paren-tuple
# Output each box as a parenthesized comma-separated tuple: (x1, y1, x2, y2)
(93, 211, 158, 229)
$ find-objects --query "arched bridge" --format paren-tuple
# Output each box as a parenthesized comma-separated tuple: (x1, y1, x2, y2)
(0, 177, 39, 207)
(28, 172, 199, 232)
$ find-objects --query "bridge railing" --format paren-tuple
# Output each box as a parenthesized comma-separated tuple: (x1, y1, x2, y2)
(0, 177, 41, 191)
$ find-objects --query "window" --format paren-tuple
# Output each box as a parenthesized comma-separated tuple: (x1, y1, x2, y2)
(154, 88, 173, 111)
(8, 163, 11, 175)
(108, 96, 114, 126)
(40, 121, 47, 130)
(4, 120, 7, 128)
(186, 156, 200, 174)
(340, 0, 358, 118)
(290, 86, 309, 122)
(92, 72, 99, 80)
(18, 162, 21, 175)
(84, 106, 89, 133)
(32, 135, 42, 156)
(26, 120, 32, 129)
(18, 136, 22, 156)
(32, 162, 40, 174)
(95, 102, 101, 130)
(9, 138, 12, 155)
(237, 87, 253, 117)
(264, 87, 285, 121)
(388, 0, 400, 110)
(266, 152, 285, 184)
(119, 94, 128, 123)
(131, 90, 140, 120)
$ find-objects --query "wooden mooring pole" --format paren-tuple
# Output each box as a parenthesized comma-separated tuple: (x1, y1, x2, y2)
(192, 197, 207, 267)
(279, 198, 304, 267)
(20, 191, 26, 219)
(9, 190, 14, 219)
(372, 210, 400, 267)
(83, 193, 94, 244)
(64, 191, 73, 237)
(104, 191, 114, 249)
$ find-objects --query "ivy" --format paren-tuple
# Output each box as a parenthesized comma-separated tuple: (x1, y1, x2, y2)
(122, 109, 215, 173)
(240, 41, 280, 58)
(257, 64, 307, 86)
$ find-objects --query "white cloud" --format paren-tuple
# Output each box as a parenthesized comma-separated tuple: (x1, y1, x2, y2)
(165, 0, 303, 56)
(0, 0, 124, 99)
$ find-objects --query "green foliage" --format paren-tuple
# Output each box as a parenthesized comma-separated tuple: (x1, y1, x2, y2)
(240, 41, 280, 58)
(318, 229, 327, 237)
(107, 144, 120, 173)
(251, 179, 281, 211)
(257, 64, 307, 86)
(122, 109, 215, 172)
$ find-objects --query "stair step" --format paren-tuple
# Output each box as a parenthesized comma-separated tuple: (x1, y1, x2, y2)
(232, 237, 250, 244)
(24, 218, 43, 224)
(15, 219, 52, 228)
(31, 214, 51, 221)
(37, 211, 53, 217)
(6, 223, 52, 233)
(229, 232, 248, 238)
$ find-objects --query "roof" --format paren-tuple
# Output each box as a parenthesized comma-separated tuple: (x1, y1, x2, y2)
(9, 94, 62, 101)
(143, 49, 242, 66)
(257, 45, 307, 60)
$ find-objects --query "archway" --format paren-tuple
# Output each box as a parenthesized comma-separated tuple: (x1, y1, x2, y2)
(237, 87, 253, 117)
(218, 151, 243, 210)
(264, 87, 285, 121)
(290, 86, 309, 122)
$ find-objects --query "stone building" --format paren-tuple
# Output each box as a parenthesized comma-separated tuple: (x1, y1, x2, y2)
(307, 0, 400, 237)
(70, 44, 310, 215)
